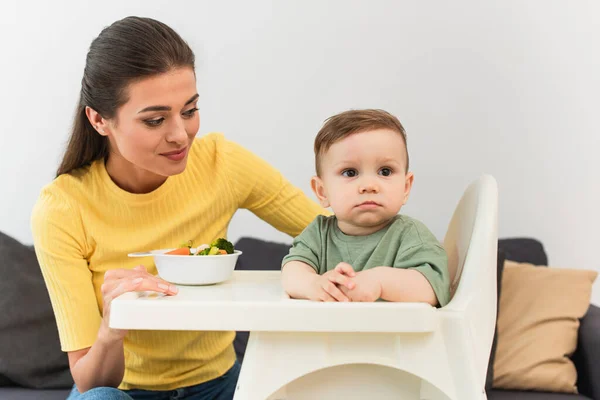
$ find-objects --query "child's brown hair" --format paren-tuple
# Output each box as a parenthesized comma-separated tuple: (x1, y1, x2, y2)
(314, 109, 408, 176)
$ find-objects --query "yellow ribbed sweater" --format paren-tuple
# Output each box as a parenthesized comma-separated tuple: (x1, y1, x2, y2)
(30, 133, 324, 391)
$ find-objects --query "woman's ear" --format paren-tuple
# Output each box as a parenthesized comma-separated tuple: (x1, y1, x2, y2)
(85, 106, 109, 137)
(311, 176, 330, 208)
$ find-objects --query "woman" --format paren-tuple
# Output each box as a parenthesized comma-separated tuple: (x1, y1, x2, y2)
(31, 16, 323, 400)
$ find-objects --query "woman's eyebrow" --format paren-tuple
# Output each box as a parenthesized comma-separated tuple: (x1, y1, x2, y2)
(137, 94, 199, 113)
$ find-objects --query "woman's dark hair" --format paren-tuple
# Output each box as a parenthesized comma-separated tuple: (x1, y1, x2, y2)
(57, 16, 195, 176)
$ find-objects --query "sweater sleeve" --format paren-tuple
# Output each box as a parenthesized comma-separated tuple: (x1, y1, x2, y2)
(219, 136, 327, 237)
(30, 187, 102, 351)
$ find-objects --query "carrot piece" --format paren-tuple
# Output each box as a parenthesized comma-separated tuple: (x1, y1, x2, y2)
(218, 249, 227, 255)
(166, 248, 190, 255)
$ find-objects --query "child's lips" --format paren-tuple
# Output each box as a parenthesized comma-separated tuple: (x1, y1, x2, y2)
(356, 201, 381, 208)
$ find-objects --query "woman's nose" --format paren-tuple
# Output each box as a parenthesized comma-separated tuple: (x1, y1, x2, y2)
(165, 117, 189, 144)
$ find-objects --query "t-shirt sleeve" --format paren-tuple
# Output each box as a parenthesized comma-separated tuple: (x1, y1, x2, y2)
(30, 188, 102, 351)
(218, 136, 326, 238)
(281, 217, 323, 273)
(394, 243, 450, 307)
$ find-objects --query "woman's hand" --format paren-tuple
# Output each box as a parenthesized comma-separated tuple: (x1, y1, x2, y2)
(98, 265, 178, 343)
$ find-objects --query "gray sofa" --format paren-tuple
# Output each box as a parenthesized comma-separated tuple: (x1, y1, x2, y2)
(0, 232, 598, 399)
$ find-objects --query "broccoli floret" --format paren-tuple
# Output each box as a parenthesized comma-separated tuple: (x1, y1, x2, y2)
(210, 238, 234, 254)
(197, 247, 211, 256)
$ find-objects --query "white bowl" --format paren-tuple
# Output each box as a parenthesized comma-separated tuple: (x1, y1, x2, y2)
(129, 249, 242, 285)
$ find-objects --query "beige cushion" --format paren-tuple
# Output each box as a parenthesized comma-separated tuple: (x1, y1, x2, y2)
(493, 261, 597, 393)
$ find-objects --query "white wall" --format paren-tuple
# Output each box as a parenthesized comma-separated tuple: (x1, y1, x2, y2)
(1, 1, 598, 304)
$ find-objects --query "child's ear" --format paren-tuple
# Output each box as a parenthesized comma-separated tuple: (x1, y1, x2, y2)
(403, 172, 414, 205)
(310, 176, 330, 208)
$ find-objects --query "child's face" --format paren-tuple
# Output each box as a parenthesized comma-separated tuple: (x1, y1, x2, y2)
(312, 129, 414, 236)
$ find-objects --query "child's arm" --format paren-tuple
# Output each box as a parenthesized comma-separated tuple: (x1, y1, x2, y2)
(371, 267, 438, 305)
(282, 261, 355, 302)
(339, 267, 438, 305)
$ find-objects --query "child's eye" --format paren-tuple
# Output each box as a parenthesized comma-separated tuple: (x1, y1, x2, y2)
(144, 117, 164, 127)
(379, 168, 392, 176)
(182, 107, 199, 119)
(342, 169, 357, 177)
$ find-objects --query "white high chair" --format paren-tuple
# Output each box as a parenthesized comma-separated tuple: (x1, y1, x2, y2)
(234, 174, 499, 400)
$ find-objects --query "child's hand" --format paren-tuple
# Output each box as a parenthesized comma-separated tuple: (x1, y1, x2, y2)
(309, 263, 357, 302)
(339, 269, 382, 302)
(325, 262, 357, 288)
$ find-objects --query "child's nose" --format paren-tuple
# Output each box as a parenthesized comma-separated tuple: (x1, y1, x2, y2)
(359, 180, 379, 194)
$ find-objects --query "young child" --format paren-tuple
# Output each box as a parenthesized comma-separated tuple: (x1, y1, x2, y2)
(281, 109, 450, 306)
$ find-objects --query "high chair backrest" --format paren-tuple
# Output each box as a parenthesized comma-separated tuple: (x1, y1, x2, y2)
(443, 175, 498, 302)
(442, 174, 498, 386)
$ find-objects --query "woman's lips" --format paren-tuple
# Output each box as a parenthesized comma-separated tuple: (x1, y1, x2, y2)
(160, 147, 188, 161)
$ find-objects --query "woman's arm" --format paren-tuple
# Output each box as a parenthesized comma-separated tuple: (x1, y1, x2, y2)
(67, 340, 124, 392)
(67, 266, 178, 392)
(31, 190, 178, 392)
(220, 137, 328, 237)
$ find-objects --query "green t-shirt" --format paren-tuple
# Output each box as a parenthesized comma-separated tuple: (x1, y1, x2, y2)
(282, 214, 450, 306)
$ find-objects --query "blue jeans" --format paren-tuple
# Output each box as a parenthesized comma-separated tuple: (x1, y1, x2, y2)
(67, 361, 240, 400)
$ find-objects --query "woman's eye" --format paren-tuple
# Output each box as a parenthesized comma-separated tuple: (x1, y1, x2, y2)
(342, 169, 357, 177)
(182, 107, 199, 118)
(144, 118, 164, 127)
(379, 168, 392, 176)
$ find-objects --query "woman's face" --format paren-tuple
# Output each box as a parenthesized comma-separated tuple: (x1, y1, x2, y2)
(99, 67, 200, 180)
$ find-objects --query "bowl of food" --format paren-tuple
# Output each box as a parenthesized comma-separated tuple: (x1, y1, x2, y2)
(129, 238, 242, 285)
